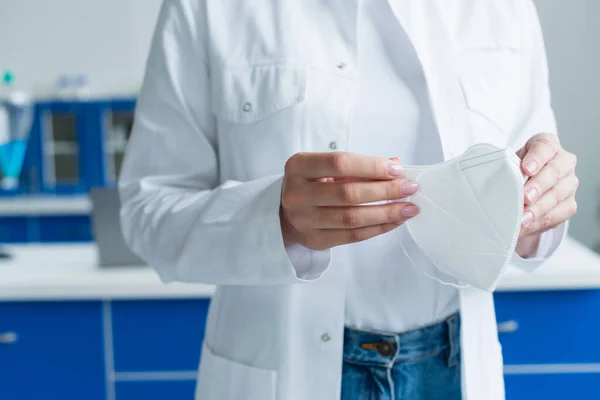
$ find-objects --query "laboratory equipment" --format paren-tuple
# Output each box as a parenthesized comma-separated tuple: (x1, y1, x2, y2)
(0, 71, 33, 190)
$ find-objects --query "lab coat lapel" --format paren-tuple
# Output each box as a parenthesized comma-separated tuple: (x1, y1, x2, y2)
(385, 0, 475, 159)
(384, 2, 504, 399)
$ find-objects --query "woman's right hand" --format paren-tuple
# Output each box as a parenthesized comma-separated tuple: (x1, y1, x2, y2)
(280, 152, 420, 250)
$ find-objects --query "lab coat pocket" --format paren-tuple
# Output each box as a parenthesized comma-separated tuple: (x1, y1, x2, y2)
(458, 49, 522, 137)
(196, 342, 277, 400)
(211, 63, 308, 124)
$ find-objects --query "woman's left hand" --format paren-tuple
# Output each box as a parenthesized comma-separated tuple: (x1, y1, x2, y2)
(515, 133, 578, 256)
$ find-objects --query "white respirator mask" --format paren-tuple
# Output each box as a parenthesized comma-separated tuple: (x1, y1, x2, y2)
(397, 143, 525, 292)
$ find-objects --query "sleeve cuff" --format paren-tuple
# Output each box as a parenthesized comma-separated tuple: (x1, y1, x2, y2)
(285, 243, 332, 281)
(261, 176, 332, 282)
(511, 221, 569, 273)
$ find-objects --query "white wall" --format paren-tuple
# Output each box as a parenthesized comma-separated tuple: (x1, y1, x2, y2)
(0, 0, 163, 97)
(534, 0, 600, 252)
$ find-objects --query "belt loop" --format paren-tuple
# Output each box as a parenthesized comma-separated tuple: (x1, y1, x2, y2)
(446, 313, 460, 367)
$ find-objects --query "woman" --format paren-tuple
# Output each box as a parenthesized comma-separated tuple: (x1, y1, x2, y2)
(120, 0, 578, 399)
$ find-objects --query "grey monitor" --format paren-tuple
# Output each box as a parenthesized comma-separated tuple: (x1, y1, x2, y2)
(90, 187, 145, 267)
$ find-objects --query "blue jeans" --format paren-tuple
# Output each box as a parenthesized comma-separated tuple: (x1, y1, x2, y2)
(341, 313, 462, 400)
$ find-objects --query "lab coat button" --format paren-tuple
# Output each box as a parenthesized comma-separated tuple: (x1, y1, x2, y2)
(329, 141, 338, 150)
(243, 102, 252, 112)
(337, 62, 347, 70)
(321, 333, 331, 342)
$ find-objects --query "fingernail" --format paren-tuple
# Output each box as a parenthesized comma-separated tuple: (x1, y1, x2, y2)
(387, 163, 404, 177)
(402, 205, 419, 218)
(525, 187, 538, 203)
(524, 160, 538, 174)
(522, 211, 533, 226)
(401, 181, 419, 195)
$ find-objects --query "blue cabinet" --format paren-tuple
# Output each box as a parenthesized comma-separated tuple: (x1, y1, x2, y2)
(111, 299, 208, 373)
(0, 98, 135, 244)
(38, 215, 92, 242)
(0, 301, 106, 400)
(495, 290, 600, 400)
(1, 290, 599, 399)
(0, 298, 209, 400)
(0, 216, 30, 243)
(33, 101, 90, 193)
(2, 98, 136, 197)
(115, 381, 198, 400)
(87, 99, 136, 187)
(504, 373, 600, 400)
(496, 290, 600, 365)
(109, 299, 208, 400)
(0, 214, 92, 243)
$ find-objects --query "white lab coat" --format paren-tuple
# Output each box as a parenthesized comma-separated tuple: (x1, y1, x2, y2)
(119, 1, 560, 399)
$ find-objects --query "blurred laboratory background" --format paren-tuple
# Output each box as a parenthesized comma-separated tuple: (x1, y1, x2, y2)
(0, 0, 599, 399)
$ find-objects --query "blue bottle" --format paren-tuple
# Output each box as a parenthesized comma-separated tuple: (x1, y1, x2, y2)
(0, 71, 33, 190)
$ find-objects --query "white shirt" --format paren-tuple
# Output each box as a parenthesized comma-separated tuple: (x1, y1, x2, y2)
(343, 0, 458, 332)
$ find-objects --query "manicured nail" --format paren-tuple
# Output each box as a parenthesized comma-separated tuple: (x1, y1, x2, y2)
(524, 160, 538, 174)
(402, 205, 419, 218)
(522, 211, 533, 226)
(402, 181, 419, 195)
(525, 187, 538, 203)
(388, 163, 404, 177)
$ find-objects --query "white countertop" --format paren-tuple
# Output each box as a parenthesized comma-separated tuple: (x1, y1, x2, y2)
(0, 245, 214, 301)
(498, 236, 600, 291)
(0, 195, 91, 215)
(0, 236, 599, 301)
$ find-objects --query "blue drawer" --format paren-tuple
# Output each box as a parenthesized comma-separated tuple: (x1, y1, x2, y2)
(0, 216, 29, 243)
(115, 381, 197, 400)
(0, 301, 106, 400)
(495, 290, 600, 365)
(38, 215, 92, 242)
(505, 373, 600, 400)
(111, 299, 210, 372)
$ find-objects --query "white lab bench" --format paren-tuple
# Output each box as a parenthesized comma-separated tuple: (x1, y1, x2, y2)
(0, 235, 598, 301)
(0, 237, 599, 400)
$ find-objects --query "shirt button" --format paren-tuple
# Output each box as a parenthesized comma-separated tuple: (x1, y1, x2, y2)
(243, 102, 252, 112)
(321, 333, 331, 343)
(337, 62, 347, 70)
(329, 141, 338, 150)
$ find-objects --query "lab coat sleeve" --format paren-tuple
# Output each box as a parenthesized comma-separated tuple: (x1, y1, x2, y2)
(511, 223, 568, 273)
(508, 0, 567, 273)
(119, 0, 331, 285)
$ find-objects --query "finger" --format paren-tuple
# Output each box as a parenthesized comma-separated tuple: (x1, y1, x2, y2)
(305, 179, 419, 206)
(520, 195, 577, 237)
(523, 174, 578, 222)
(311, 202, 419, 229)
(285, 152, 404, 180)
(308, 222, 402, 249)
(521, 134, 560, 176)
(523, 153, 577, 204)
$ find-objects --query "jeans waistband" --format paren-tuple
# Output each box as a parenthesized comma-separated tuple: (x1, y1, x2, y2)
(343, 312, 461, 367)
